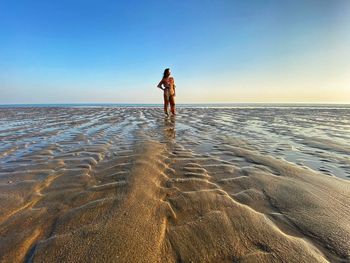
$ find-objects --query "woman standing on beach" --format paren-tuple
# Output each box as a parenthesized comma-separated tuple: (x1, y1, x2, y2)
(157, 68, 176, 116)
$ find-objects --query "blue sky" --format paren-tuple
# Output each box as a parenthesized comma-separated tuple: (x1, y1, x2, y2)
(0, 0, 349, 103)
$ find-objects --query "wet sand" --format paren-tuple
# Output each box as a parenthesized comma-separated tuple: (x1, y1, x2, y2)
(0, 106, 349, 262)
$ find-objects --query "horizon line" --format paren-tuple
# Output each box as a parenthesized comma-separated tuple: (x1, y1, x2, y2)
(1, 102, 350, 106)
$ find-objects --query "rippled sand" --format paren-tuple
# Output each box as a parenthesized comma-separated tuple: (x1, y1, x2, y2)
(0, 106, 349, 263)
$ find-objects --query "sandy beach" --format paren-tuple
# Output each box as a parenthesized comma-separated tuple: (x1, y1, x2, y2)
(0, 106, 349, 263)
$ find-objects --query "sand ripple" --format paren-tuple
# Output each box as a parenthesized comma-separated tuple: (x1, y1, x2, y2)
(0, 106, 349, 262)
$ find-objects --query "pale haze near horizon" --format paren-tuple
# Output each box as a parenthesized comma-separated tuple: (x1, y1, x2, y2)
(0, 0, 349, 104)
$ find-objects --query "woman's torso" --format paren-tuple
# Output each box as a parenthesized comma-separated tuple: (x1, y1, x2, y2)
(163, 77, 175, 96)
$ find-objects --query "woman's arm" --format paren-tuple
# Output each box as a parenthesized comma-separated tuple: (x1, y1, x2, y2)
(157, 80, 164, 90)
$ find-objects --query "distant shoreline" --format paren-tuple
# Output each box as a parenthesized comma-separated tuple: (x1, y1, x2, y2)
(0, 103, 349, 109)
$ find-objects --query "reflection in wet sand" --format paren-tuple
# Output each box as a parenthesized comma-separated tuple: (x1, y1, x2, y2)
(163, 115, 176, 140)
(0, 106, 349, 262)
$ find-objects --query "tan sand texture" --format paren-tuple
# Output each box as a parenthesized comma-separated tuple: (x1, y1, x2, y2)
(0, 107, 349, 262)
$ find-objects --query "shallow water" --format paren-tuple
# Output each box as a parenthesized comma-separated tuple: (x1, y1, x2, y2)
(1, 106, 349, 180)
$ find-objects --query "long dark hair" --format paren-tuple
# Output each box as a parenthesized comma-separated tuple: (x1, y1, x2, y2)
(163, 68, 170, 79)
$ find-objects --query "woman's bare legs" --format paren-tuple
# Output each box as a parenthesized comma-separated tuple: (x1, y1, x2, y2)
(169, 95, 175, 115)
(163, 94, 169, 115)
